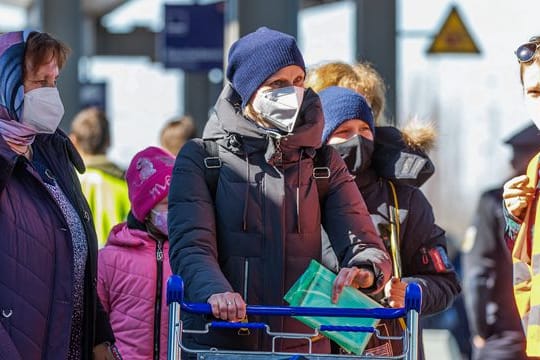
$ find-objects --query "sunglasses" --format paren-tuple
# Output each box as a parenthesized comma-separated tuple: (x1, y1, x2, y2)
(515, 42, 540, 63)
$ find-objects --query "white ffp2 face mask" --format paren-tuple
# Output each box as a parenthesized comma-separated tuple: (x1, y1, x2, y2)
(252, 86, 304, 133)
(21, 87, 65, 134)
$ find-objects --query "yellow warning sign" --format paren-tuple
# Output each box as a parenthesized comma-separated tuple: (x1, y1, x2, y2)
(427, 6, 480, 54)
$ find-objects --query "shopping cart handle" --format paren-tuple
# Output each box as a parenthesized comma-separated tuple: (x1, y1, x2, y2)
(319, 325, 375, 333)
(167, 275, 422, 318)
(404, 282, 422, 313)
(210, 321, 267, 330)
(181, 301, 406, 319)
(166, 274, 184, 305)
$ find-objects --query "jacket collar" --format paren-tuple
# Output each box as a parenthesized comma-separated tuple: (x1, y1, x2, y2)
(32, 129, 86, 173)
(203, 84, 324, 163)
(0, 129, 85, 194)
(355, 167, 379, 189)
(0, 135, 22, 194)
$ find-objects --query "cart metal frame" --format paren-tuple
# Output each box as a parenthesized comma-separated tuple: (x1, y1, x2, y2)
(167, 275, 422, 360)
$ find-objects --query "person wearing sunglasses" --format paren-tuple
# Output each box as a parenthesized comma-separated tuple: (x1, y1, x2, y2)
(504, 36, 540, 358)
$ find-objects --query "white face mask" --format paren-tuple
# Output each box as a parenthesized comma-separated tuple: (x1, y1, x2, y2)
(150, 209, 168, 236)
(21, 87, 65, 134)
(252, 86, 304, 133)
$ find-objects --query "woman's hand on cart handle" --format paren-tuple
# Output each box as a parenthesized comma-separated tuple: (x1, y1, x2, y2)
(207, 292, 247, 322)
(383, 277, 407, 308)
(332, 266, 374, 303)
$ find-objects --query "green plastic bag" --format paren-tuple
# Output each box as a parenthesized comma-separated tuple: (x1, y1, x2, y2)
(284, 260, 382, 355)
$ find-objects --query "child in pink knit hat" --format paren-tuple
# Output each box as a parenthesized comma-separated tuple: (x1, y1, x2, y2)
(97, 146, 175, 359)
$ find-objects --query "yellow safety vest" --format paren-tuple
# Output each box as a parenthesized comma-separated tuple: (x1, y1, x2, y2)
(512, 151, 540, 357)
(79, 168, 130, 248)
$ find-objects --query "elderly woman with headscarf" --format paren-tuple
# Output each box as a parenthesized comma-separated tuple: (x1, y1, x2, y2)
(0, 31, 115, 359)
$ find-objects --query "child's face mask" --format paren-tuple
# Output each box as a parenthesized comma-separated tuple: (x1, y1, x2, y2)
(150, 209, 168, 236)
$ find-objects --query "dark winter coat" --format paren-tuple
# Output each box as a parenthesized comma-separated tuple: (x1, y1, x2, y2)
(323, 168, 461, 358)
(462, 187, 527, 359)
(0, 130, 114, 360)
(168, 84, 391, 353)
(355, 169, 460, 313)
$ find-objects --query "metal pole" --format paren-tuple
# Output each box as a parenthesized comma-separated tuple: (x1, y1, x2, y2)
(388, 207, 402, 278)
(184, 72, 214, 137)
(406, 309, 419, 360)
(38, 0, 82, 132)
(388, 181, 402, 279)
(167, 301, 181, 360)
(236, 0, 298, 36)
(356, 0, 397, 124)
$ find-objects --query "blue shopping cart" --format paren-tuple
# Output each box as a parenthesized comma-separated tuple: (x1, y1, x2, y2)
(166, 275, 422, 360)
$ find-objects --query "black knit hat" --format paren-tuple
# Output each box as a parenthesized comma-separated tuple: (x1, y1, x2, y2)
(319, 86, 375, 144)
(226, 27, 305, 108)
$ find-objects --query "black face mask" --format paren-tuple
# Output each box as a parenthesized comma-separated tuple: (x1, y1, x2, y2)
(331, 135, 374, 176)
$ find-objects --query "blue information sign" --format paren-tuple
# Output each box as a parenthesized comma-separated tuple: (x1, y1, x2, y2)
(80, 81, 107, 112)
(161, 2, 225, 71)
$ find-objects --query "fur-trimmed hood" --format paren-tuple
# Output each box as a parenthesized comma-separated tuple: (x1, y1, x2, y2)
(399, 119, 437, 153)
(371, 121, 436, 188)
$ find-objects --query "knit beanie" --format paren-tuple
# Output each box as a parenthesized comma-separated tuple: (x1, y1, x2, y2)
(125, 146, 175, 222)
(319, 86, 375, 144)
(226, 26, 305, 108)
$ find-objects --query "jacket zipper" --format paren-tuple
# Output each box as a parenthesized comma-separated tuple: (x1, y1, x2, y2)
(239, 258, 250, 336)
(272, 136, 283, 169)
(243, 258, 249, 301)
(420, 247, 429, 265)
(153, 239, 164, 360)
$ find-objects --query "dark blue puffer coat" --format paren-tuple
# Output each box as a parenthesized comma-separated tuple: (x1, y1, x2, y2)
(168, 85, 391, 353)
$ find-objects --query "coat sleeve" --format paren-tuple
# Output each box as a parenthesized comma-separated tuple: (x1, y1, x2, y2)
(93, 239, 114, 345)
(321, 147, 392, 294)
(400, 188, 461, 315)
(0, 325, 21, 360)
(94, 298, 115, 346)
(168, 139, 233, 303)
(94, 257, 115, 346)
(97, 249, 111, 314)
(503, 202, 522, 250)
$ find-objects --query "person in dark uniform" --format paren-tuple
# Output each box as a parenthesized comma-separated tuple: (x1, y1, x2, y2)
(462, 122, 540, 360)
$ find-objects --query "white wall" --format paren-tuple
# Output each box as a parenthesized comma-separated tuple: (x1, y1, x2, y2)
(84, 56, 183, 169)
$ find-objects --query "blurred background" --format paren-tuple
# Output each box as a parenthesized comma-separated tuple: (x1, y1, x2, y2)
(1, 1, 537, 357)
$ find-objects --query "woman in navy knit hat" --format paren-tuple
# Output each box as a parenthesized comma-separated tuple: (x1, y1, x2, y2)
(319, 86, 461, 359)
(168, 27, 392, 354)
